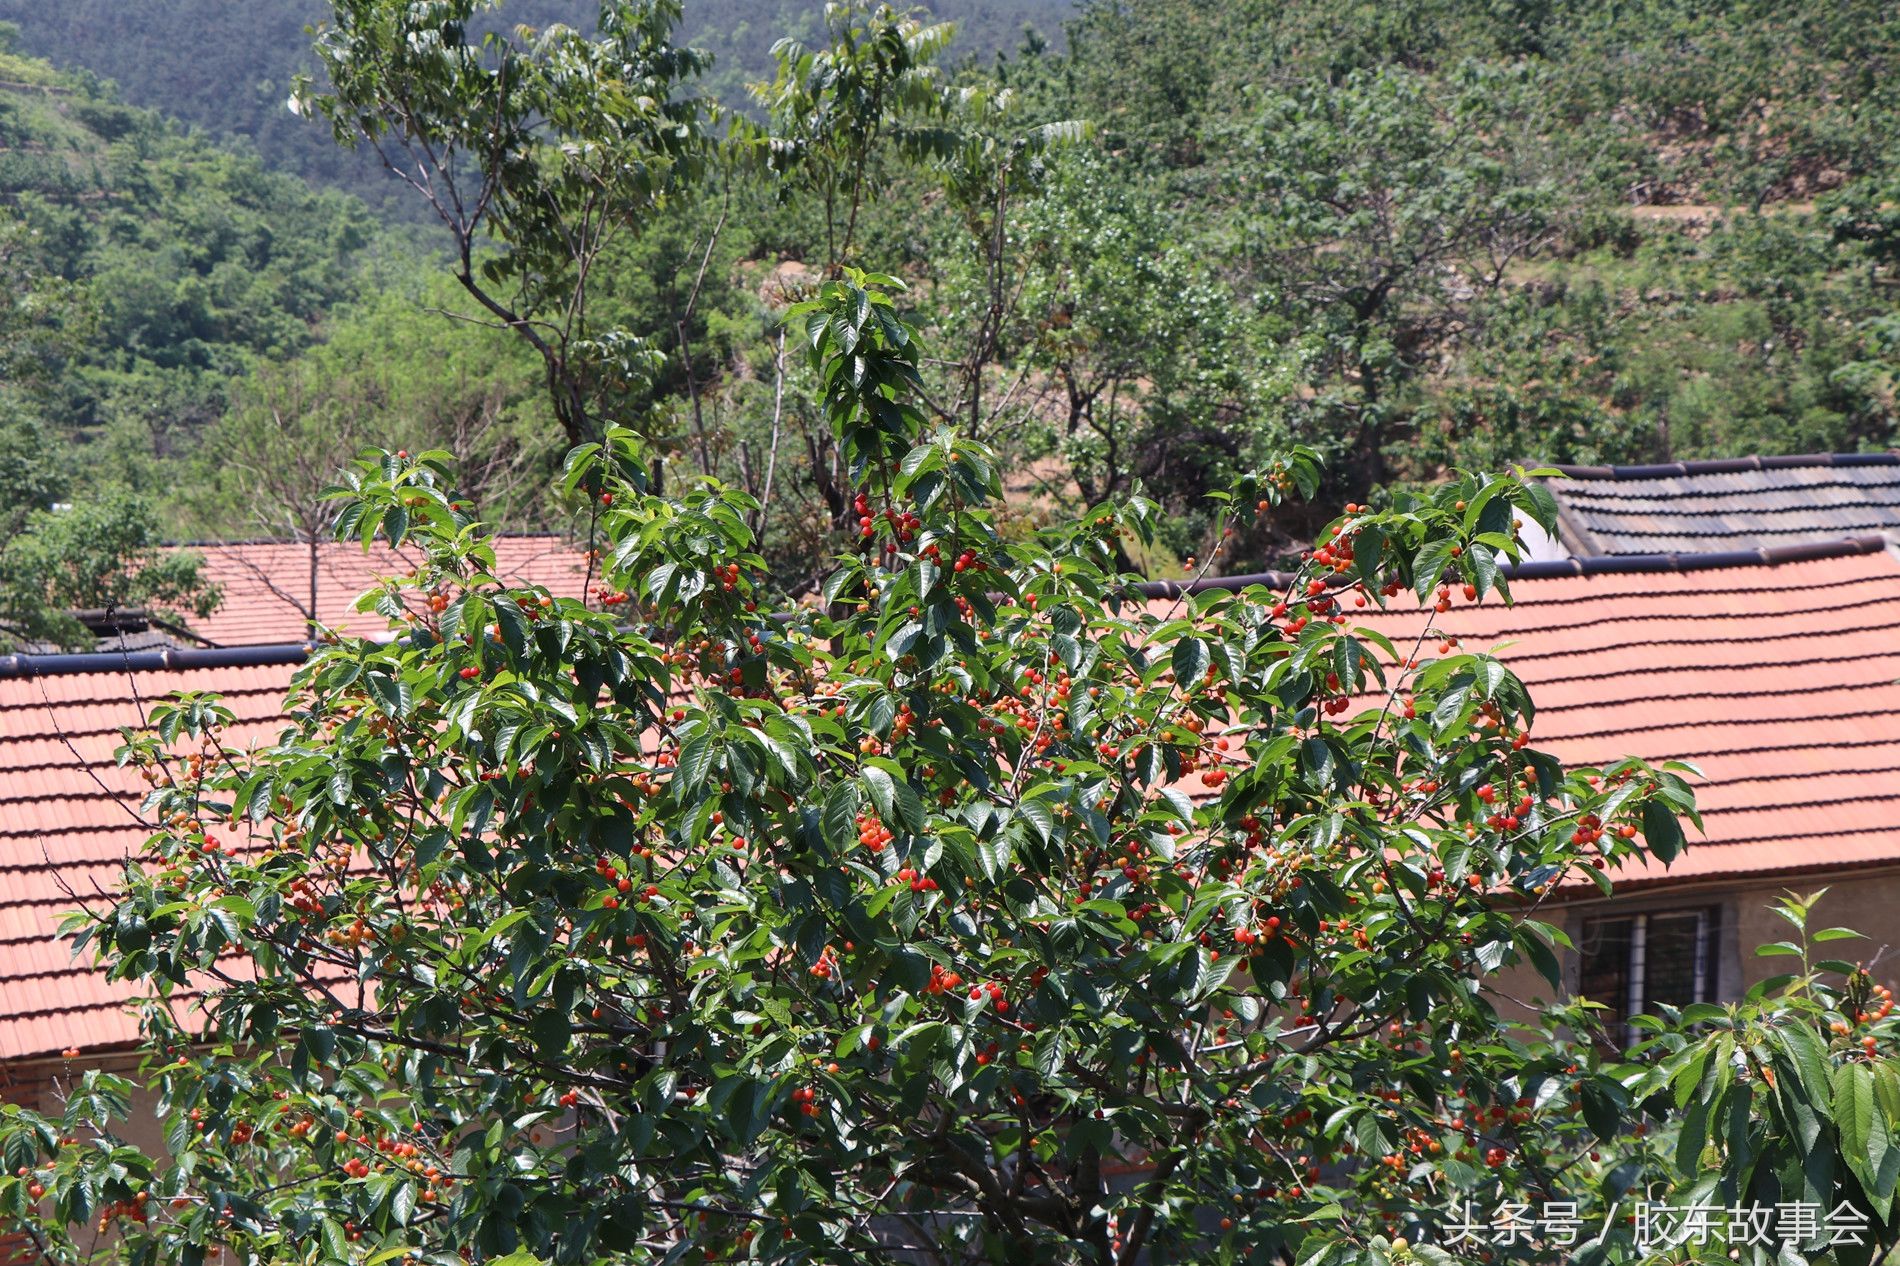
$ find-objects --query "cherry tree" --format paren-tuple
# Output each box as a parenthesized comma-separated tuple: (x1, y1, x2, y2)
(5, 273, 1898, 1266)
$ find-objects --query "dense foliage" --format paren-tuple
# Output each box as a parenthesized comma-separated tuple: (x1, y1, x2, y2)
(3, 6, 1900, 1261)
(0, 0, 1898, 646)
(6, 273, 1900, 1266)
(0, 3, 1070, 218)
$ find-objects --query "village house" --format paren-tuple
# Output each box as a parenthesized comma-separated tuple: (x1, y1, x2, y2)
(0, 535, 589, 1261)
(1515, 453, 1900, 1025)
(1, 463, 1897, 1254)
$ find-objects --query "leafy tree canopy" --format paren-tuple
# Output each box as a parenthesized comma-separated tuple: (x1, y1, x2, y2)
(6, 274, 1900, 1266)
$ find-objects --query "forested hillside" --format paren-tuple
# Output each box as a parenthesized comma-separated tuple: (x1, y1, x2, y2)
(0, 30, 378, 645)
(7, 9, 1900, 1265)
(0, 1, 1070, 216)
(0, 0, 1897, 646)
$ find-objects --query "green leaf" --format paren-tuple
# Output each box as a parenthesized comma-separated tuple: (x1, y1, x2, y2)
(1774, 1023, 1834, 1113)
(1580, 1078, 1623, 1143)
(1412, 538, 1455, 596)
(1018, 797, 1055, 844)
(1674, 1095, 1711, 1173)
(891, 777, 926, 832)
(1300, 736, 1337, 787)
(390, 1180, 417, 1226)
(1172, 637, 1210, 689)
(1466, 542, 1499, 599)
(978, 835, 1012, 880)
(366, 670, 411, 718)
(320, 1218, 349, 1263)
(862, 766, 898, 826)
(822, 782, 859, 848)
(1672, 1041, 1717, 1110)
(1332, 636, 1365, 694)
(1835, 1062, 1877, 1190)
(1513, 922, 1562, 988)
(678, 733, 715, 788)
(1875, 1063, 1900, 1122)
(1521, 480, 1561, 535)
(1641, 799, 1684, 863)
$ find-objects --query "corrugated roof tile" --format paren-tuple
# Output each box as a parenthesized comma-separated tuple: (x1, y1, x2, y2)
(3, 541, 1898, 1057)
(1544, 453, 1900, 555)
(183, 534, 590, 646)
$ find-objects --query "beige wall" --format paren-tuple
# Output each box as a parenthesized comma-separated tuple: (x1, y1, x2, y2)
(1727, 873, 1900, 988)
(1, 1051, 169, 1263)
(1490, 867, 1900, 1025)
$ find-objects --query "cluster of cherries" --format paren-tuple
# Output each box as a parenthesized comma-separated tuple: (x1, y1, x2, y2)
(856, 811, 895, 853)
(851, 491, 923, 543)
(966, 979, 1011, 1013)
(93, 1194, 152, 1235)
(1833, 980, 1898, 1055)
(893, 866, 940, 893)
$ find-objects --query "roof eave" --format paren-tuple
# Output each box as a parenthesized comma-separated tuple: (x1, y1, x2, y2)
(0, 642, 312, 680)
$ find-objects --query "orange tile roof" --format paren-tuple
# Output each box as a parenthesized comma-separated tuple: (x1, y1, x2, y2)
(1245, 540, 1900, 889)
(184, 534, 592, 646)
(0, 660, 300, 1060)
(2, 540, 1897, 1058)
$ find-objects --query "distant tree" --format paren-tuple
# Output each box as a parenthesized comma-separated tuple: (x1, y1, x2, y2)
(1239, 64, 1560, 489)
(297, 0, 714, 448)
(0, 215, 88, 398)
(0, 215, 217, 650)
(198, 272, 564, 630)
(905, 79, 1090, 436)
(0, 476, 219, 651)
(746, 2, 956, 269)
(743, 4, 1091, 568)
(1011, 153, 1294, 528)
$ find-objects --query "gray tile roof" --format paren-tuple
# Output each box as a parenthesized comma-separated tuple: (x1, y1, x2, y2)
(1543, 453, 1900, 556)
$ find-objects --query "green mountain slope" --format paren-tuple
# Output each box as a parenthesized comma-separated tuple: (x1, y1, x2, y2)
(0, 1, 1070, 216)
(0, 35, 371, 476)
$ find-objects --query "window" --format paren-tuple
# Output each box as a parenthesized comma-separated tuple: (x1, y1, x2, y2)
(1577, 907, 1719, 1040)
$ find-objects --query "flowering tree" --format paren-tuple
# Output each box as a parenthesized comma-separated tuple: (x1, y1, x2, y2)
(5, 273, 1900, 1266)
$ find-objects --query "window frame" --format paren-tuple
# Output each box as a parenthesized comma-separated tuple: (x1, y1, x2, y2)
(1577, 905, 1720, 1042)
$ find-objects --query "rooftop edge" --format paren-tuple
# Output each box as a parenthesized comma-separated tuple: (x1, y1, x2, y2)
(1544, 452, 1900, 480)
(4, 536, 1893, 678)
